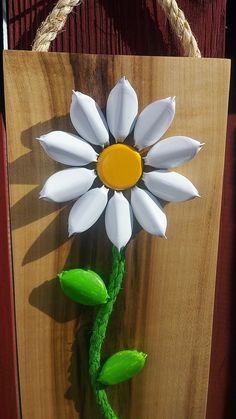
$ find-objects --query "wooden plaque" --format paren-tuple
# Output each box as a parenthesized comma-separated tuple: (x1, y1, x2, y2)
(3, 51, 230, 419)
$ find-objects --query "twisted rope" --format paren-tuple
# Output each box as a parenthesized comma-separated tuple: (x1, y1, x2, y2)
(32, 0, 82, 51)
(32, 0, 201, 57)
(89, 246, 125, 419)
(157, 0, 201, 57)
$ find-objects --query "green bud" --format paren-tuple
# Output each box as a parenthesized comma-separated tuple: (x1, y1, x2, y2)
(58, 269, 108, 305)
(98, 350, 147, 385)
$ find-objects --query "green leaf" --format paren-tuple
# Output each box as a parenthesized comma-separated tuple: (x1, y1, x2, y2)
(98, 350, 147, 385)
(58, 269, 108, 305)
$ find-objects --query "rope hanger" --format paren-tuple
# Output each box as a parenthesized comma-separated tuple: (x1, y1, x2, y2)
(32, 0, 201, 57)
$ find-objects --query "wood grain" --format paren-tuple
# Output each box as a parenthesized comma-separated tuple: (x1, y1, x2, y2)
(0, 114, 21, 419)
(4, 50, 230, 419)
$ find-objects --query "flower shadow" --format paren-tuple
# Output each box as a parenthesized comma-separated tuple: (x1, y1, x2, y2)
(28, 230, 113, 417)
(28, 223, 112, 319)
(64, 321, 101, 418)
(11, 186, 58, 230)
(22, 205, 70, 265)
(9, 115, 80, 262)
(28, 276, 79, 323)
(10, 114, 74, 186)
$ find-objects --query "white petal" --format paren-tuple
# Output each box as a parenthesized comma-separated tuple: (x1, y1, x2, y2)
(106, 77, 138, 141)
(134, 97, 175, 150)
(143, 171, 199, 202)
(70, 91, 109, 147)
(145, 136, 203, 169)
(39, 168, 96, 203)
(68, 186, 108, 235)
(105, 192, 133, 250)
(38, 131, 98, 166)
(131, 187, 167, 237)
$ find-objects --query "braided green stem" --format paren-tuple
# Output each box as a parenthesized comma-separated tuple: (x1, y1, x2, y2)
(89, 246, 125, 419)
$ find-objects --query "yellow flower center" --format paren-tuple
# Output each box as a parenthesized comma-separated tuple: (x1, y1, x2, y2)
(97, 144, 142, 190)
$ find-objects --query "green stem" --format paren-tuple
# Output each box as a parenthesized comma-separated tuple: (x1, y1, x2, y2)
(89, 246, 125, 419)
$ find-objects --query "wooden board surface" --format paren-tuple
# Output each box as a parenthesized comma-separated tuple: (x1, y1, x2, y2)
(0, 115, 20, 419)
(4, 50, 230, 419)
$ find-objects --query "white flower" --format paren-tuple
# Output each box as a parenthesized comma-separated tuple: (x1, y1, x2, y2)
(38, 78, 203, 250)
